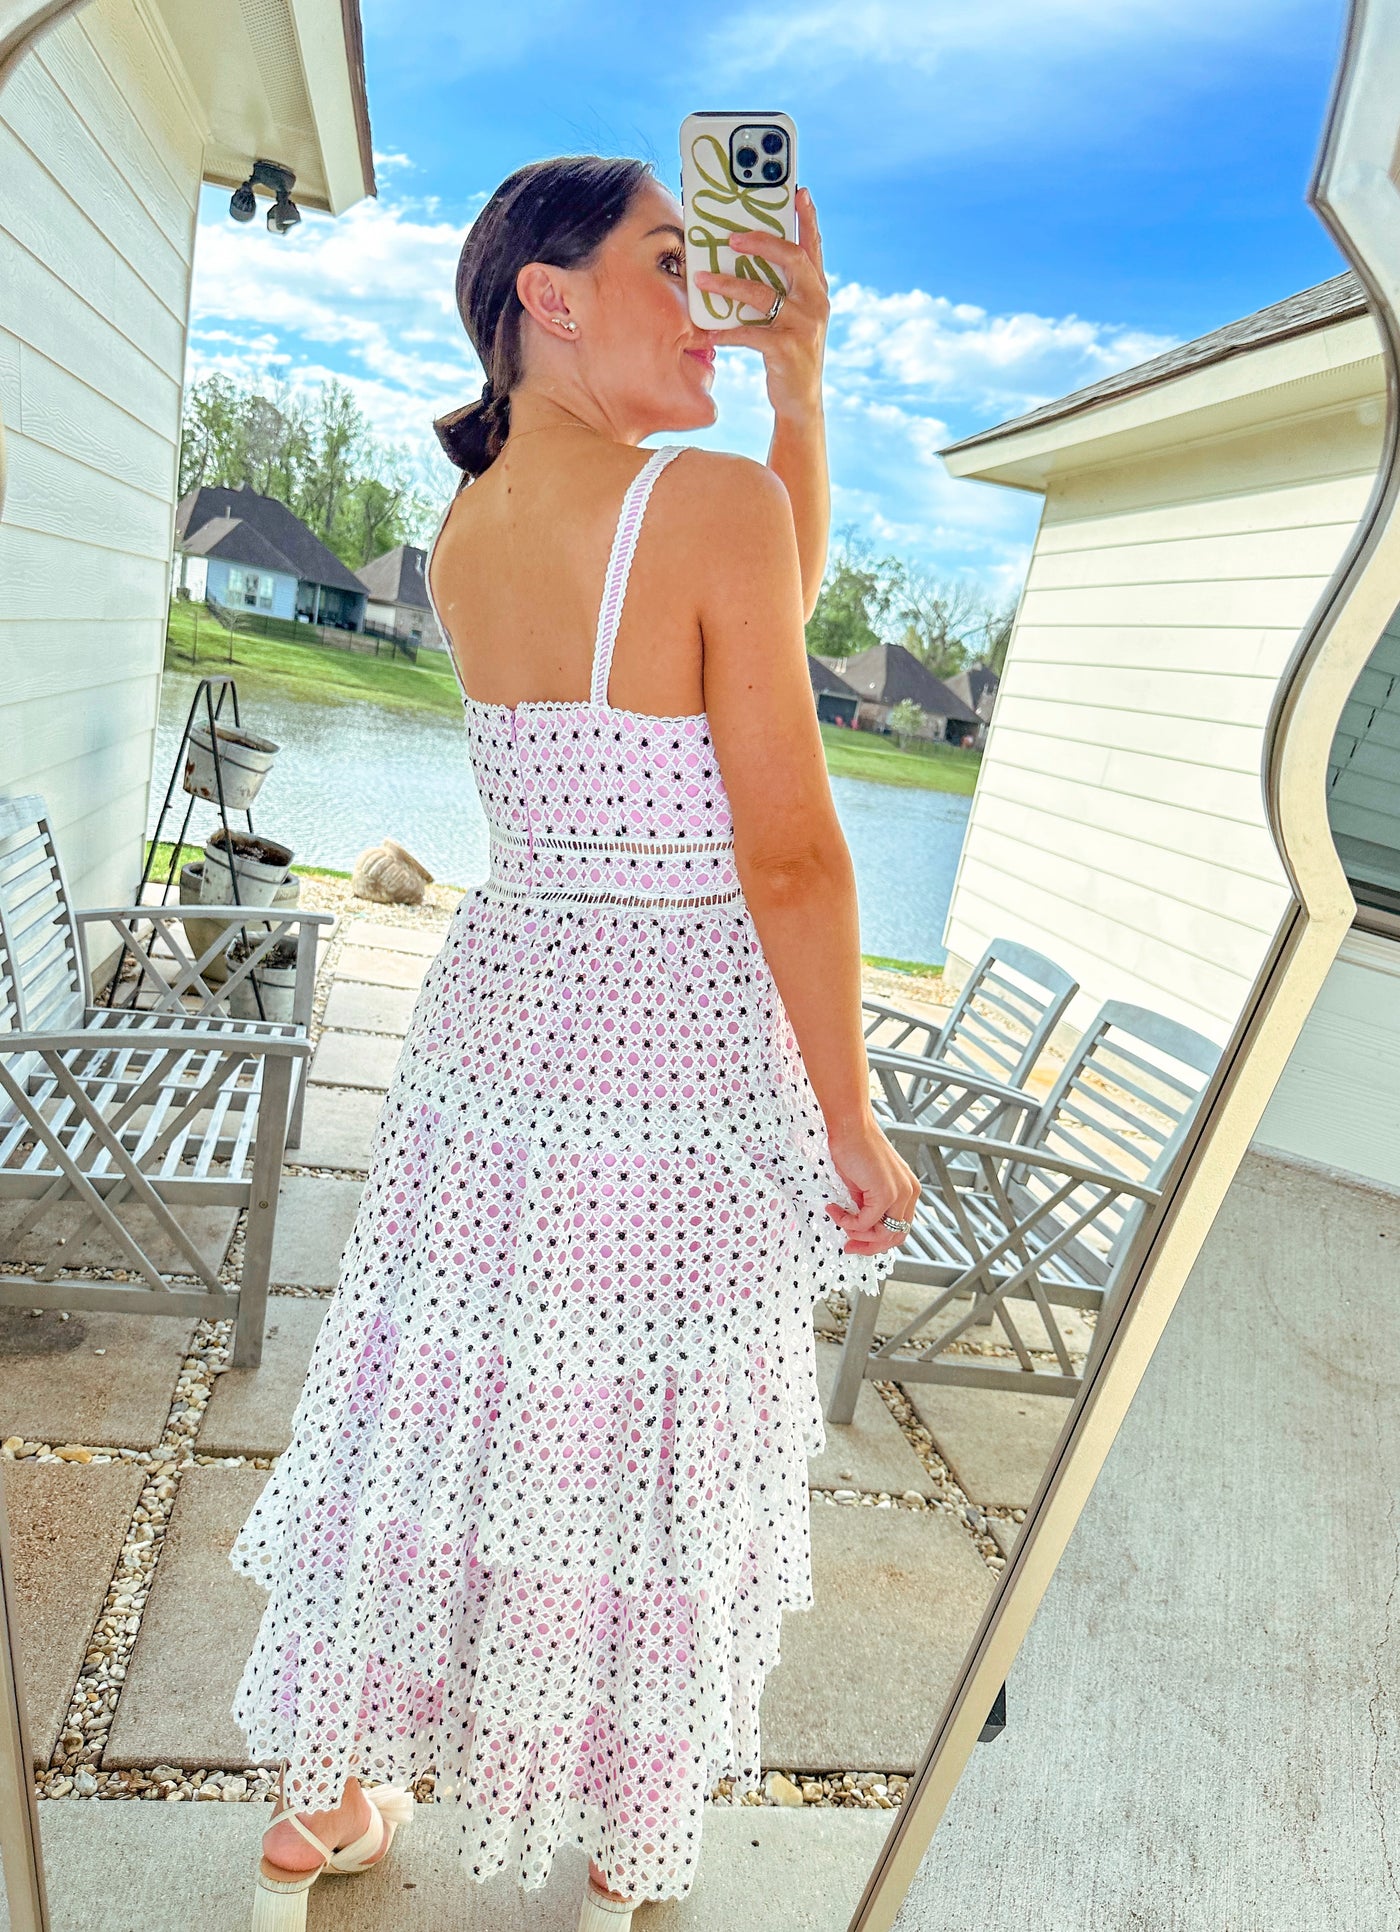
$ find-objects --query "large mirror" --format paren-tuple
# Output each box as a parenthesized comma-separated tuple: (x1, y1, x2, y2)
(0, 1, 1395, 1927)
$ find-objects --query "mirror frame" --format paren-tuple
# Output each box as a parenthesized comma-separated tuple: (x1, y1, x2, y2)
(852, 0, 1400, 1922)
(0, 4, 1395, 1929)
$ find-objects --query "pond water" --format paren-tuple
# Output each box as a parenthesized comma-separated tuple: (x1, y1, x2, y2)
(153, 671, 970, 965)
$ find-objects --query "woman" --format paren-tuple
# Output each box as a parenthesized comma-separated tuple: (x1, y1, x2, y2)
(232, 153, 918, 1932)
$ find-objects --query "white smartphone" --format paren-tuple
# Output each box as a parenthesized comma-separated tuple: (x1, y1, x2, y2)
(680, 110, 798, 330)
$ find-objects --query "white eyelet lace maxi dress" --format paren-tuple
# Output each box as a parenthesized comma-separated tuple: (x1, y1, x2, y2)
(229, 443, 894, 1902)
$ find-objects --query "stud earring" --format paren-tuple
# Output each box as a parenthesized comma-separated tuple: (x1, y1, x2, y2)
(555, 317, 578, 333)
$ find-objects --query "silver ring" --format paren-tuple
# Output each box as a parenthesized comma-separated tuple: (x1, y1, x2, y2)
(761, 284, 786, 325)
(881, 1214, 912, 1235)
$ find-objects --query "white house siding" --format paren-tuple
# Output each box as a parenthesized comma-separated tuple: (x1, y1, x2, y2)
(1254, 928, 1400, 1189)
(0, 0, 203, 914)
(1327, 614, 1400, 898)
(943, 399, 1383, 1044)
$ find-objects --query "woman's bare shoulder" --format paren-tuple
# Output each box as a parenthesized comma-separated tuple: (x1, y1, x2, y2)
(668, 447, 790, 515)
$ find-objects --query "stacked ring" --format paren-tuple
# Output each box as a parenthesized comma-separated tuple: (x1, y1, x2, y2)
(881, 1214, 912, 1235)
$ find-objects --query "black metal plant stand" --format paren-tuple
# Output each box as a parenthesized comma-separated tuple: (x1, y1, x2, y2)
(102, 675, 268, 1018)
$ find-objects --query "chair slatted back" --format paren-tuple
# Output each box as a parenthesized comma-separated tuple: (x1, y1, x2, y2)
(1016, 998, 1220, 1278)
(0, 796, 86, 1036)
(937, 939, 1079, 1087)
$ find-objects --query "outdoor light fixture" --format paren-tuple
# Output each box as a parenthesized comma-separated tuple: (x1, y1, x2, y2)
(228, 160, 300, 235)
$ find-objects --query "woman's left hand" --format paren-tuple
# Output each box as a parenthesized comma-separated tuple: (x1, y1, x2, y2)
(691, 184, 829, 419)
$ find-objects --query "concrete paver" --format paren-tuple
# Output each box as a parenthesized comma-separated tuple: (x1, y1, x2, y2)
(349, 922, 447, 957)
(15, 1793, 890, 1932)
(321, 979, 416, 1034)
(759, 1502, 993, 1772)
(309, 1029, 403, 1090)
(334, 945, 429, 990)
(987, 1515, 1023, 1559)
(201, 1300, 327, 1457)
(103, 1467, 269, 1771)
(905, 1381, 1073, 1510)
(0, 1311, 196, 1450)
(809, 1343, 935, 1497)
(869, 1279, 1093, 1357)
(269, 1174, 364, 1290)
(0, 1204, 236, 1279)
(286, 1085, 384, 1173)
(5, 1461, 144, 1764)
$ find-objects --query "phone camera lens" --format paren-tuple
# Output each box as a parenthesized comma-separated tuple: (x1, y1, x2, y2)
(761, 131, 784, 155)
(761, 160, 783, 182)
(736, 146, 758, 169)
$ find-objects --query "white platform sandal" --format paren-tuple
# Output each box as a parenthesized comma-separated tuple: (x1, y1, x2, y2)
(251, 1785, 414, 1931)
(579, 1875, 635, 1932)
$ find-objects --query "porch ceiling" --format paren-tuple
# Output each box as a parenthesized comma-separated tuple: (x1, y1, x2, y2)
(152, 0, 374, 215)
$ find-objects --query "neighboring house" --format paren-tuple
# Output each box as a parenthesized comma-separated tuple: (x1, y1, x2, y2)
(945, 664, 999, 746)
(175, 485, 367, 630)
(835, 641, 983, 743)
(938, 268, 1399, 1191)
(0, 0, 374, 914)
(356, 543, 447, 650)
(807, 653, 859, 726)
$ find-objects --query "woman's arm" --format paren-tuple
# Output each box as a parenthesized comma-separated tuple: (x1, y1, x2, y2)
(693, 186, 830, 619)
(765, 396, 829, 624)
(680, 451, 918, 1256)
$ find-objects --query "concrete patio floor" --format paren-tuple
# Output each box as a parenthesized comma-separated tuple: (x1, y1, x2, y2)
(0, 896, 1075, 1930)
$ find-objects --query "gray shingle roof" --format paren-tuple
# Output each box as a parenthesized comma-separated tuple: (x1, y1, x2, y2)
(180, 515, 299, 577)
(175, 486, 365, 594)
(808, 655, 859, 700)
(942, 271, 1368, 457)
(946, 664, 999, 720)
(837, 643, 982, 723)
(357, 544, 433, 610)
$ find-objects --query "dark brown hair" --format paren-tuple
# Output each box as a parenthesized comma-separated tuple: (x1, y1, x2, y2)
(433, 154, 654, 481)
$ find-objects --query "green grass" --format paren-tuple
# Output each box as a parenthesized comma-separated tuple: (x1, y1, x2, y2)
(143, 840, 359, 884)
(860, 953, 944, 976)
(819, 722, 981, 795)
(164, 602, 463, 716)
(165, 605, 981, 793)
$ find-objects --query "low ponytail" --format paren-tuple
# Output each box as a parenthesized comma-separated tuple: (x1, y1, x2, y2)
(433, 154, 653, 481)
(433, 381, 512, 482)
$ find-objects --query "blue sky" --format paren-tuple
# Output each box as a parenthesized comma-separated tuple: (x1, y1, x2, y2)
(187, 0, 1349, 598)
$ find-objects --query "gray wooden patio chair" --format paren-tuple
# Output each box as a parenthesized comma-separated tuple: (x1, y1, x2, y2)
(863, 938, 1078, 1137)
(829, 999, 1219, 1410)
(0, 796, 334, 1366)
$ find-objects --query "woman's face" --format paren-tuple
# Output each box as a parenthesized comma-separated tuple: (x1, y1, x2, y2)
(566, 179, 718, 435)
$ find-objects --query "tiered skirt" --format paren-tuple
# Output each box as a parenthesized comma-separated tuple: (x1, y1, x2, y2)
(230, 887, 892, 1899)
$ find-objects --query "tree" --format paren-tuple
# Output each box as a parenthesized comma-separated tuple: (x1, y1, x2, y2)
(804, 532, 900, 659)
(886, 699, 926, 744)
(178, 374, 436, 569)
(889, 566, 991, 681)
(981, 601, 1017, 678)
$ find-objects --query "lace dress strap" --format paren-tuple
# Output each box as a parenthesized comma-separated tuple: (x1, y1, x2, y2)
(589, 445, 687, 708)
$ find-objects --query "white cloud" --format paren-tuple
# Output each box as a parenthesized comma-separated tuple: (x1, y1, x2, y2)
(188, 186, 476, 494)
(825, 282, 1175, 417)
(186, 174, 1173, 587)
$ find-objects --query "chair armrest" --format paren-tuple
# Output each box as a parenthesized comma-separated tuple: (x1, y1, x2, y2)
(866, 1047, 1031, 1109)
(78, 905, 337, 929)
(0, 1021, 312, 1058)
(880, 1121, 1161, 1202)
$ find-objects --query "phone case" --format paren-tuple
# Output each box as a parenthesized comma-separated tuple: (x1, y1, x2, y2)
(680, 111, 798, 330)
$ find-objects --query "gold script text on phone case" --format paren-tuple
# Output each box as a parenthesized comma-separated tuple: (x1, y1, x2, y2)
(686, 132, 791, 323)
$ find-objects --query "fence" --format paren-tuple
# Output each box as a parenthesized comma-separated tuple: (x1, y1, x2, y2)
(171, 595, 418, 664)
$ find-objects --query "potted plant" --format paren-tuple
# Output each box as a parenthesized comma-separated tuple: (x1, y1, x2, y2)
(200, 829, 293, 908)
(178, 861, 232, 985)
(183, 723, 279, 812)
(226, 934, 299, 1024)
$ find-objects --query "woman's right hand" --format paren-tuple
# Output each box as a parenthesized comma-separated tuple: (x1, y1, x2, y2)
(825, 1111, 921, 1256)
